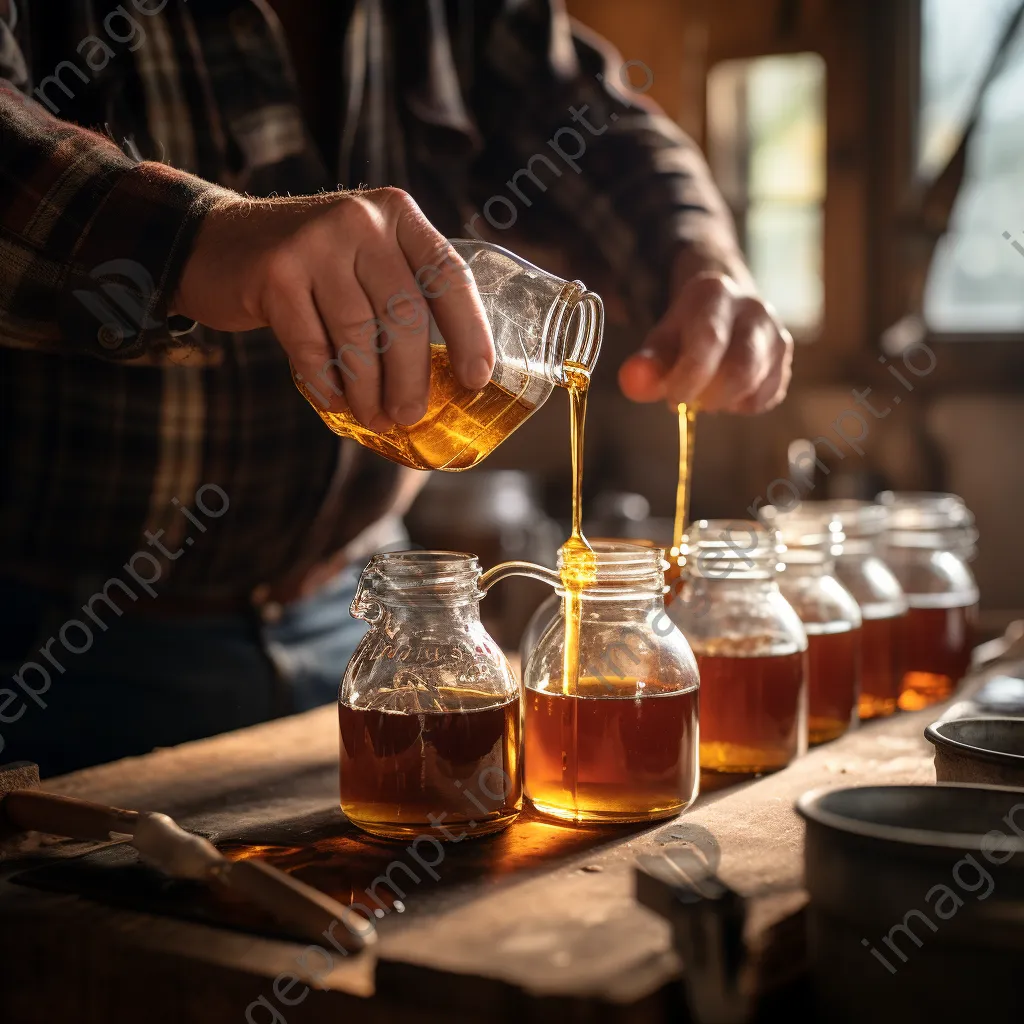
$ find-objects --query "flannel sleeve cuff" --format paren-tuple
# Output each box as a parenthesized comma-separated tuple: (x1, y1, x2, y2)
(57, 160, 227, 361)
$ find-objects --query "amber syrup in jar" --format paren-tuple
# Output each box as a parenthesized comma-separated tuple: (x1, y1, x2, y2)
(525, 677, 699, 823)
(757, 507, 864, 745)
(339, 688, 521, 839)
(695, 638, 808, 773)
(858, 612, 905, 719)
(878, 491, 980, 711)
(898, 604, 977, 710)
(668, 520, 809, 775)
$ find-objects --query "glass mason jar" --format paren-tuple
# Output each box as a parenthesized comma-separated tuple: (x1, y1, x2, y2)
(759, 508, 863, 745)
(876, 491, 980, 710)
(669, 520, 808, 774)
(520, 542, 699, 825)
(339, 551, 522, 840)
(796, 500, 908, 720)
(294, 239, 604, 470)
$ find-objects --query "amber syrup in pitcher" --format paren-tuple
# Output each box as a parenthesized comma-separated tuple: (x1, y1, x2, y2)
(898, 603, 977, 711)
(697, 639, 807, 774)
(339, 687, 522, 840)
(297, 344, 536, 471)
(805, 626, 860, 744)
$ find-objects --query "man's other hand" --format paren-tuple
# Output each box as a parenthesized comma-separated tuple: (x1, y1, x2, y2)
(174, 188, 494, 432)
(618, 271, 793, 415)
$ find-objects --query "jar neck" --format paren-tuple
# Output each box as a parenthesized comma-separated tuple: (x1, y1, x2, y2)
(681, 519, 781, 580)
(545, 282, 604, 386)
(562, 594, 666, 618)
(688, 576, 781, 596)
(555, 541, 667, 597)
(778, 556, 836, 578)
(351, 551, 484, 623)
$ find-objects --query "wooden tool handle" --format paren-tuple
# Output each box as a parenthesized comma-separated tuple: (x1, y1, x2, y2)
(222, 859, 374, 952)
(1, 789, 139, 841)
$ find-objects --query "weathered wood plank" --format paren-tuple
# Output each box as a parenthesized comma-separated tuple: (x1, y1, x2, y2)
(0, 700, 941, 1023)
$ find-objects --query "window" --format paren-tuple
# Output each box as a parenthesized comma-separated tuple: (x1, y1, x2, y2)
(920, 0, 1024, 333)
(706, 53, 826, 335)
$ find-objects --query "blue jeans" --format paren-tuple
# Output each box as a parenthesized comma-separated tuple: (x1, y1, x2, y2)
(0, 539, 403, 779)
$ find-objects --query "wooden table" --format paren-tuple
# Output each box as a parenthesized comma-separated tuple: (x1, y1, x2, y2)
(0, 703, 941, 1024)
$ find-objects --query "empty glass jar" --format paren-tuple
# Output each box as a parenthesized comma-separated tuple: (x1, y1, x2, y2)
(669, 520, 808, 774)
(294, 239, 604, 470)
(877, 491, 979, 710)
(520, 541, 700, 825)
(338, 551, 522, 840)
(759, 507, 863, 745)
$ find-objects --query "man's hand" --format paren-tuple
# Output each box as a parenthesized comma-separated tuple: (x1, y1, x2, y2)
(174, 187, 494, 432)
(618, 269, 793, 415)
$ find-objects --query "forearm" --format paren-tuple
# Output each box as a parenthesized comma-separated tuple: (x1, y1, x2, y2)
(0, 82, 225, 362)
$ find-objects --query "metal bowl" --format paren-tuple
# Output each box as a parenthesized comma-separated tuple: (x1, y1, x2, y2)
(797, 784, 1024, 1024)
(925, 718, 1024, 787)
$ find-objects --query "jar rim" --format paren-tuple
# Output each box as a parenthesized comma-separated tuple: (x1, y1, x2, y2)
(555, 539, 666, 594)
(790, 499, 890, 538)
(359, 550, 483, 603)
(876, 490, 975, 533)
(759, 505, 845, 556)
(681, 519, 782, 579)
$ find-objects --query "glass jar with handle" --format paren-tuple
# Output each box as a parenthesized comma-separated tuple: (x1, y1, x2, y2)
(339, 550, 523, 840)
(295, 239, 603, 470)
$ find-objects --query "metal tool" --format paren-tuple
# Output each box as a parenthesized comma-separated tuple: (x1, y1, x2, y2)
(635, 844, 752, 1024)
(0, 761, 372, 952)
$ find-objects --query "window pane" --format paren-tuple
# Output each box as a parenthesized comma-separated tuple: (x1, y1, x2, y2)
(707, 54, 826, 333)
(920, 0, 1024, 332)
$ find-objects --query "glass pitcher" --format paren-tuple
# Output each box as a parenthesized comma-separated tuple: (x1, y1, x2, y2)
(338, 551, 522, 840)
(294, 239, 604, 470)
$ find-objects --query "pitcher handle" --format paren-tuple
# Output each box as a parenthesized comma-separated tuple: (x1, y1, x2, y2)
(480, 560, 561, 593)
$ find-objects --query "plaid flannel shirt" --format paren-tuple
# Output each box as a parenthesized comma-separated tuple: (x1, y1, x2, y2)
(0, 0, 738, 599)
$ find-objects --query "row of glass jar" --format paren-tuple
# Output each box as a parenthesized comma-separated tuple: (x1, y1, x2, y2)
(676, 492, 979, 779)
(335, 492, 978, 840)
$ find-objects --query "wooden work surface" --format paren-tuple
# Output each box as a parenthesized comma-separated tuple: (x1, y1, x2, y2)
(0, 700, 942, 1024)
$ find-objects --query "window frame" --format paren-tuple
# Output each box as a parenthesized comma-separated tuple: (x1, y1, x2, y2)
(700, 0, 1024, 394)
(871, 0, 1024, 392)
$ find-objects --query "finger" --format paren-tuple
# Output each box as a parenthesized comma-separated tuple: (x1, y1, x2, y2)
(619, 274, 734, 404)
(698, 299, 775, 413)
(390, 195, 494, 390)
(734, 323, 794, 414)
(354, 244, 431, 425)
(264, 285, 347, 414)
(313, 280, 389, 432)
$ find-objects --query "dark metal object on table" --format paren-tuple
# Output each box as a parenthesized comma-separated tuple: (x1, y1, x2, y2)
(635, 847, 752, 1024)
(798, 784, 1024, 1024)
(925, 718, 1024, 787)
(0, 761, 371, 951)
